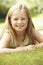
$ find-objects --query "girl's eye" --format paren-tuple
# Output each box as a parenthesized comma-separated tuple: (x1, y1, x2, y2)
(14, 18, 18, 20)
(13, 18, 26, 20)
(22, 18, 25, 20)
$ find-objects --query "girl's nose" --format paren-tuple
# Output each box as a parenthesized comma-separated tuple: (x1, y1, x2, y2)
(17, 19, 22, 24)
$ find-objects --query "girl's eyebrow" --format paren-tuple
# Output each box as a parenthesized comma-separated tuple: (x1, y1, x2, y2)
(13, 16, 27, 18)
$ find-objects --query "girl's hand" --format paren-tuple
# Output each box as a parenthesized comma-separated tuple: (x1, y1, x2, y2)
(11, 45, 37, 53)
(35, 43, 43, 48)
(16, 45, 36, 51)
(13, 45, 36, 52)
(26, 45, 36, 51)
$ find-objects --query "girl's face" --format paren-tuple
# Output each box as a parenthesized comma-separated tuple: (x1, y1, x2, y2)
(11, 9, 28, 32)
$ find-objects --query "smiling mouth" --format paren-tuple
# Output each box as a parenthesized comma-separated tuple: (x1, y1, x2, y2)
(16, 25, 24, 28)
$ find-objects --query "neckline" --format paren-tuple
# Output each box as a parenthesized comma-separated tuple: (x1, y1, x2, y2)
(17, 34, 29, 46)
(13, 33, 29, 47)
(22, 34, 29, 46)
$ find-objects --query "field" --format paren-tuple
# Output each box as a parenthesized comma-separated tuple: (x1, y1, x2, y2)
(0, 48, 43, 65)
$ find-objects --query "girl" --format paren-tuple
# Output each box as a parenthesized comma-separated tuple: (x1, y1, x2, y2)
(0, 3, 43, 53)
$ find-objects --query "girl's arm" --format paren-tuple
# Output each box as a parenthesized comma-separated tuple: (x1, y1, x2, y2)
(0, 47, 26, 54)
(0, 45, 36, 54)
(0, 32, 11, 48)
(32, 28, 43, 43)
(32, 28, 43, 48)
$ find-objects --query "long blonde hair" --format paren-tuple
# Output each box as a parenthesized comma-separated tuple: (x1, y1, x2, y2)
(0, 3, 36, 47)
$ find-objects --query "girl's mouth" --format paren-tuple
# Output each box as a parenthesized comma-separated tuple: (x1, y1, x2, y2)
(16, 25, 24, 28)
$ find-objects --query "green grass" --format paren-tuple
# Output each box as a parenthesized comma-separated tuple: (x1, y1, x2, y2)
(0, 48, 43, 65)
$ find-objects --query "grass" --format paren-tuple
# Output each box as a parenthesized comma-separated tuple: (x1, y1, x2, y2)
(0, 48, 43, 65)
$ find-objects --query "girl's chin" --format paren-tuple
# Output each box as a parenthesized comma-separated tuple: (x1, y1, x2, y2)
(15, 30, 24, 32)
(15, 29, 25, 32)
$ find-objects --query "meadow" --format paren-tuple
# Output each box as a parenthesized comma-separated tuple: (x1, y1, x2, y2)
(0, 48, 43, 65)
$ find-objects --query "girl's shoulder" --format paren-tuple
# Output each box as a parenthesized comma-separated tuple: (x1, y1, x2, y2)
(4, 29, 13, 41)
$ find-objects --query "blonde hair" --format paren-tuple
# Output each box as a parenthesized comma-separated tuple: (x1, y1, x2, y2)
(0, 3, 36, 47)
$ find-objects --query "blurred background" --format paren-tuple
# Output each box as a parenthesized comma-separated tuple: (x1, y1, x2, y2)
(0, 0, 43, 33)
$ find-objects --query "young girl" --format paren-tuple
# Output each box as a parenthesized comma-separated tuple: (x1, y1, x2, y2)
(0, 3, 43, 53)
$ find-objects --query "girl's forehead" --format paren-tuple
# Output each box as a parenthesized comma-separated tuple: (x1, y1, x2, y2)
(12, 9, 27, 16)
